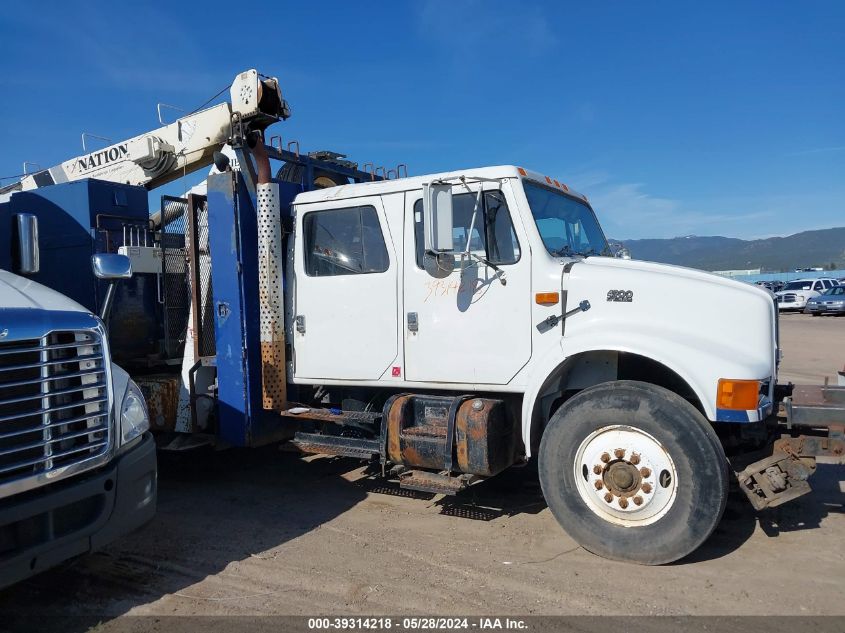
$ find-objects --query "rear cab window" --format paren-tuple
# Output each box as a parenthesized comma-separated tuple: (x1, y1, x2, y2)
(303, 205, 389, 276)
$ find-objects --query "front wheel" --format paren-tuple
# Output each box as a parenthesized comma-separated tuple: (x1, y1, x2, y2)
(538, 380, 728, 565)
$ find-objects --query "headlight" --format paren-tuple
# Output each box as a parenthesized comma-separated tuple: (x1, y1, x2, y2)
(121, 380, 150, 445)
(797, 295, 805, 301)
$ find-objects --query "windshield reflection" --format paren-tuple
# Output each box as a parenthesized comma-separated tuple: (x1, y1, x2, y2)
(523, 181, 610, 258)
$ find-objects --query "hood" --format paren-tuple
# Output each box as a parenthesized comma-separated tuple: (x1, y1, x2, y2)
(571, 256, 775, 300)
(0, 269, 89, 313)
(560, 256, 777, 395)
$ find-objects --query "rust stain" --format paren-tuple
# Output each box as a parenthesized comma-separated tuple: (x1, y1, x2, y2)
(137, 375, 180, 431)
(261, 337, 287, 412)
(386, 395, 411, 463)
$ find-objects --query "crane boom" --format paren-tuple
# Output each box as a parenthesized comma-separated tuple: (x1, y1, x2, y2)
(2, 69, 288, 196)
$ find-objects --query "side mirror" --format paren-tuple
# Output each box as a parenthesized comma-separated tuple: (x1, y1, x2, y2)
(91, 254, 132, 326)
(615, 246, 631, 260)
(13, 213, 40, 274)
(422, 182, 454, 253)
(91, 253, 132, 280)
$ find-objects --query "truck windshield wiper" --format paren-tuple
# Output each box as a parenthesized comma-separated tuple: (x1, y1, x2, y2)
(550, 246, 576, 257)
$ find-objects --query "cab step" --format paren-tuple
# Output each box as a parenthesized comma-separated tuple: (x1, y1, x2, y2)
(398, 469, 477, 495)
(291, 432, 381, 460)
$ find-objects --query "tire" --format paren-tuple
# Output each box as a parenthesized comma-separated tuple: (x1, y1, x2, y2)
(538, 380, 728, 565)
(276, 162, 348, 189)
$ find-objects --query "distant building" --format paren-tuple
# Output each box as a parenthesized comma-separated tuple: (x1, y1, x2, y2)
(712, 268, 762, 278)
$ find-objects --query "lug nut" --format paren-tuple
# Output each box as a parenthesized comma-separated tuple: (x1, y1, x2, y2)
(593, 464, 603, 475)
(600, 452, 611, 463)
(633, 496, 643, 506)
(641, 482, 652, 494)
(640, 467, 652, 478)
(594, 480, 603, 490)
(604, 493, 613, 503)
(618, 498, 629, 509)
(630, 453, 640, 465)
(614, 448, 626, 459)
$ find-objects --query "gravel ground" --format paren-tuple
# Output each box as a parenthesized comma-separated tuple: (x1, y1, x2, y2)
(0, 314, 842, 624)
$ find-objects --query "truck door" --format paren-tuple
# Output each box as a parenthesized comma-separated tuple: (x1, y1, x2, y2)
(293, 197, 399, 380)
(403, 181, 531, 385)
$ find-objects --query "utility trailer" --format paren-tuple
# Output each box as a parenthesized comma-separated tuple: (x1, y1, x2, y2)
(2, 69, 843, 566)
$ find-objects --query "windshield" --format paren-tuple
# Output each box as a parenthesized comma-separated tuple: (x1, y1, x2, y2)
(783, 281, 812, 291)
(823, 286, 844, 296)
(523, 181, 610, 257)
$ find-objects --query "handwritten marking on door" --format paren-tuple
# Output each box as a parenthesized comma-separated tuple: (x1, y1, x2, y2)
(423, 279, 482, 302)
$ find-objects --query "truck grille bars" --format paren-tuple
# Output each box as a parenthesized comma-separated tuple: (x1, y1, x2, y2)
(0, 325, 111, 496)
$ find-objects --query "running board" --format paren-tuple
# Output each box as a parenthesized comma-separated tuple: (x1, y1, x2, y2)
(291, 432, 381, 460)
(398, 470, 477, 495)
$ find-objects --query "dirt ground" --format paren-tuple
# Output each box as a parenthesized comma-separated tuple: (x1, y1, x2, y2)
(0, 314, 843, 622)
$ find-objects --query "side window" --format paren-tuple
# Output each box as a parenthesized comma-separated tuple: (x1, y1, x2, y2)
(413, 190, 520, 269)
(303, 205, 389, 277)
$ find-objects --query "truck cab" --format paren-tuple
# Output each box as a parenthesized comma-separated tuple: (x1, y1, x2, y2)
(279, 164, 781, 563)
(0, 245, 156, 588)
(289, 165, 777, 425)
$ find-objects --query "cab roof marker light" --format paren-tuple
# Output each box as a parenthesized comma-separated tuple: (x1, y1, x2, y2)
(561, 183, 569, 192)
(545, 176, 553, 184)
(517, 167, 527, 176)
(553, 179, 561, 188)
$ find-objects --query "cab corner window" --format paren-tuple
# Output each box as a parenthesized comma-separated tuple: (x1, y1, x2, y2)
(304, 205, 390, 276)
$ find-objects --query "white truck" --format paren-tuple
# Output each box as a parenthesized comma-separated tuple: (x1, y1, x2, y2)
(0, 232, 156, 589)
(277, 165, 783, 564)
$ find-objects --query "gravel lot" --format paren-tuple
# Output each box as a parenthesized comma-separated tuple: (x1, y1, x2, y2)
(1, 313, 843, 622)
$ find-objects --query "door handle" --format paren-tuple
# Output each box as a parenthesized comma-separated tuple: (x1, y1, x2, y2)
(407, 312, 418, 332)
(295, 315, 306, 334)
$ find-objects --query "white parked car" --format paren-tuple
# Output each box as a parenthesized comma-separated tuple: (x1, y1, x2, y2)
(775, 278, 839, 311)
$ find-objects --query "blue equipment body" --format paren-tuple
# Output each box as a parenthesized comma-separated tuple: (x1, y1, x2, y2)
(2, 145, 383, 447)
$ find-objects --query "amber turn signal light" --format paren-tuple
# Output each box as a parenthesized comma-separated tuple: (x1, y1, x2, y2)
(717, 379, 760, 410)
(535, 292, 560, 306)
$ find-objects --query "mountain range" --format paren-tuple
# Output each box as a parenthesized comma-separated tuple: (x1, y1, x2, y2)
(616, 227, 845, 272)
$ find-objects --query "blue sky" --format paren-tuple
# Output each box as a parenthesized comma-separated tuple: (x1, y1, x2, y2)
(1, 1, 842, 240)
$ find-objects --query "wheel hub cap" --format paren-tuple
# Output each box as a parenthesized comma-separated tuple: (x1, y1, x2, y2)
(574, 425, 679, 526)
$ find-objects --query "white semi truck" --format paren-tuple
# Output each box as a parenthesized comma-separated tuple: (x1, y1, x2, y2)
(3, 69, 842, 568)
(0, 234, 156, 589)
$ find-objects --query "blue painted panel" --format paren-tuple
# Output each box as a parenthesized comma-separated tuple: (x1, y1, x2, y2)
(0, 201, 11, 271)
(207, 172, 298, 447)
(4, 179, 149, 312)
(207, 172, 249, 446)
(715, 408, 751, 423)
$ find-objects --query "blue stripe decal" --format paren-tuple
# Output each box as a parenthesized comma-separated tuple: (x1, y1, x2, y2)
(715, 408, 751, 423)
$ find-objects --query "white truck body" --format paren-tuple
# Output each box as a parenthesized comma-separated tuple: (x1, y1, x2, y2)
(289, 165, 778, 455)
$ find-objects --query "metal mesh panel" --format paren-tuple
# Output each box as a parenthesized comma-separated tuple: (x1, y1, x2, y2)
(188, 195, 216, 358)
(256, 183, 286, 410)
(160, 196, 190, 360)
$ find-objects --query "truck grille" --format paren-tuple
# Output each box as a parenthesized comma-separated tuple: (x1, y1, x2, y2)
(0, 330, 110, 491)
(779, 293, 796, 303)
